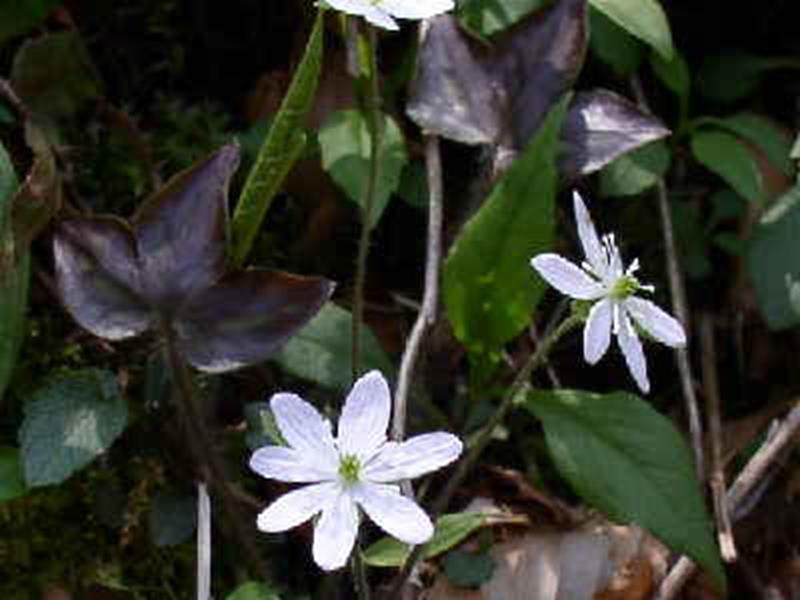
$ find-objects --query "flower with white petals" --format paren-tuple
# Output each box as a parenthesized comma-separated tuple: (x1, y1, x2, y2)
(249, 370, 463, 571)
(322, 0, 454, 31)
(530, 192, 686, 393)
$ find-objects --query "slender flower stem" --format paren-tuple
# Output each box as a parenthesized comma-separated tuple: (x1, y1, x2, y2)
(390, 314, 582, 597)
(393, 135, 444, 442)
(351, 25, 383, 380)
(197, 482, 211, 600)
(161, 323, 268, 582)
(352, 539, 372, 600)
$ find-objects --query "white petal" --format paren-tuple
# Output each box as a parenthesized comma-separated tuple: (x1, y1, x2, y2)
(378, 0, 454, 19)
(338, 371, 391, 458)
(249, 446, 335, 483)
(624, 297, 687, 348)
(617, 311, 650, 393)
(313, 489, 360, 571)
(363, 432, 462, 482)
(361, 6, 400, 30)
(256, 481, 338, 533)
(583, 298, 612, 364)
(531, 254, 605, 300)
(354, 482, 433, 544)
(573, 191, 607, 276)
(270, 393, 338, 472)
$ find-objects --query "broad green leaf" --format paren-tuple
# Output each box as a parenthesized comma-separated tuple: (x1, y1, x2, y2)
(226, 582, 281, 600)
(649, 49, 690, 121)
(18, 369, 128, 487)
(599, 140, 670, 197)
(231, 10, 324, 267)
(525, 389, 725, 591)
(273, 303, 393, 390)
(0, 447, 27, 502)
(0, 0, 62, 44)
(1, 141, 30, 405)
(148, 490, 197, 546)
(588, 7, 644, 77)
(11, 31, 103, 120)
(443, 550, 495, 587)
(588, 0, 673, 60)
(691, 130, 763, 203)
(363, 512, 489, 567)
(318, 109, 407, 228)
(747, 184, 800, 330)
(696, 52, 774, 104)
(695, 113, 794, 176)
(443, 98, 568, 353)
(459, 0, 551, 36)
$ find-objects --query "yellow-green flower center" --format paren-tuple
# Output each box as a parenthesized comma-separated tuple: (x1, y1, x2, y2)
(610, 275, 639, 300)
(338, 454, 361, 485)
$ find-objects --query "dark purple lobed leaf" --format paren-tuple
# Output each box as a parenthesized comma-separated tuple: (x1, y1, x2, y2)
(559, 89, 671, 180)
(407, 0, 587, 152)
(492, 0, 588, 150)
(53, 218, 152, 340)
(133, 144, 239, 312)
(407, 16, 502, 145)
(174, 269, 335, 373)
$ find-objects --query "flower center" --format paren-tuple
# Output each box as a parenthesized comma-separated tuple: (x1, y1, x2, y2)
(338, 454, 361, 485)
(610, 274, 639, 299)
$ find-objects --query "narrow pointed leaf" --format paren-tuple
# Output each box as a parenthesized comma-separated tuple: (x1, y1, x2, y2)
(524, 389, 725, 592)
(231, 10, 324, 267)
(133, 144, 239, 308)
(53, 218, 152, 340)
(459, 0, 551, 36)
(175, 269, 334, 373)
(588, 0, 673, 60)
(274, 303, 394, 389)
(1, 141, 30, 404)
(560, 89, 670, 179)
(443, 98, 568, 353)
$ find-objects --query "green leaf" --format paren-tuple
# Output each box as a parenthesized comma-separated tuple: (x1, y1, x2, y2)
(318, 109, 407, 228)
(1, 141, 30, 405)
(0, 447, 27, 502)
(273, 303, 393, 390)
(691, 130, 763, 203)
(649, 49, 690, 122)
(18, 369, 128, 487)
(459, 0, 551, 37)
(588, 0, 674, 60)
(747, 183, 800, 330)
(230, 10, 324, 267)
(695, 113, 794, 177)
(443, 550, 495, 588)
(524, 389, 726, 592)
(226, 582, 282, 600)
(443, 97, 568, 353)
(363, 512, 489, 567)
(588, 7, 644, 77)
(0, 0, 63, 44)
(148, 490, 197, 546)
(599, 139, 670, 197)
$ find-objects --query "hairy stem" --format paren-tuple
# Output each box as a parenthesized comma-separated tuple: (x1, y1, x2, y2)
(393, 135, 444, 442)
(351, 25, 383, 380)
(162, 323, 268, 582)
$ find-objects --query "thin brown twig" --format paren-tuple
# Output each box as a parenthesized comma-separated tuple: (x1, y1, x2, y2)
(655, 399, 800, 599)
(700, 312, 737, 562)
(629, 74, 705, 480)
(392, 135, 444, 442)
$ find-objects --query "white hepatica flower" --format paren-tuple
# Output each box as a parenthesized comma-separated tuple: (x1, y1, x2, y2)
(323, 0, 454, 31)
(249, 370, 463, 571)
(530, 192, 687, 393)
